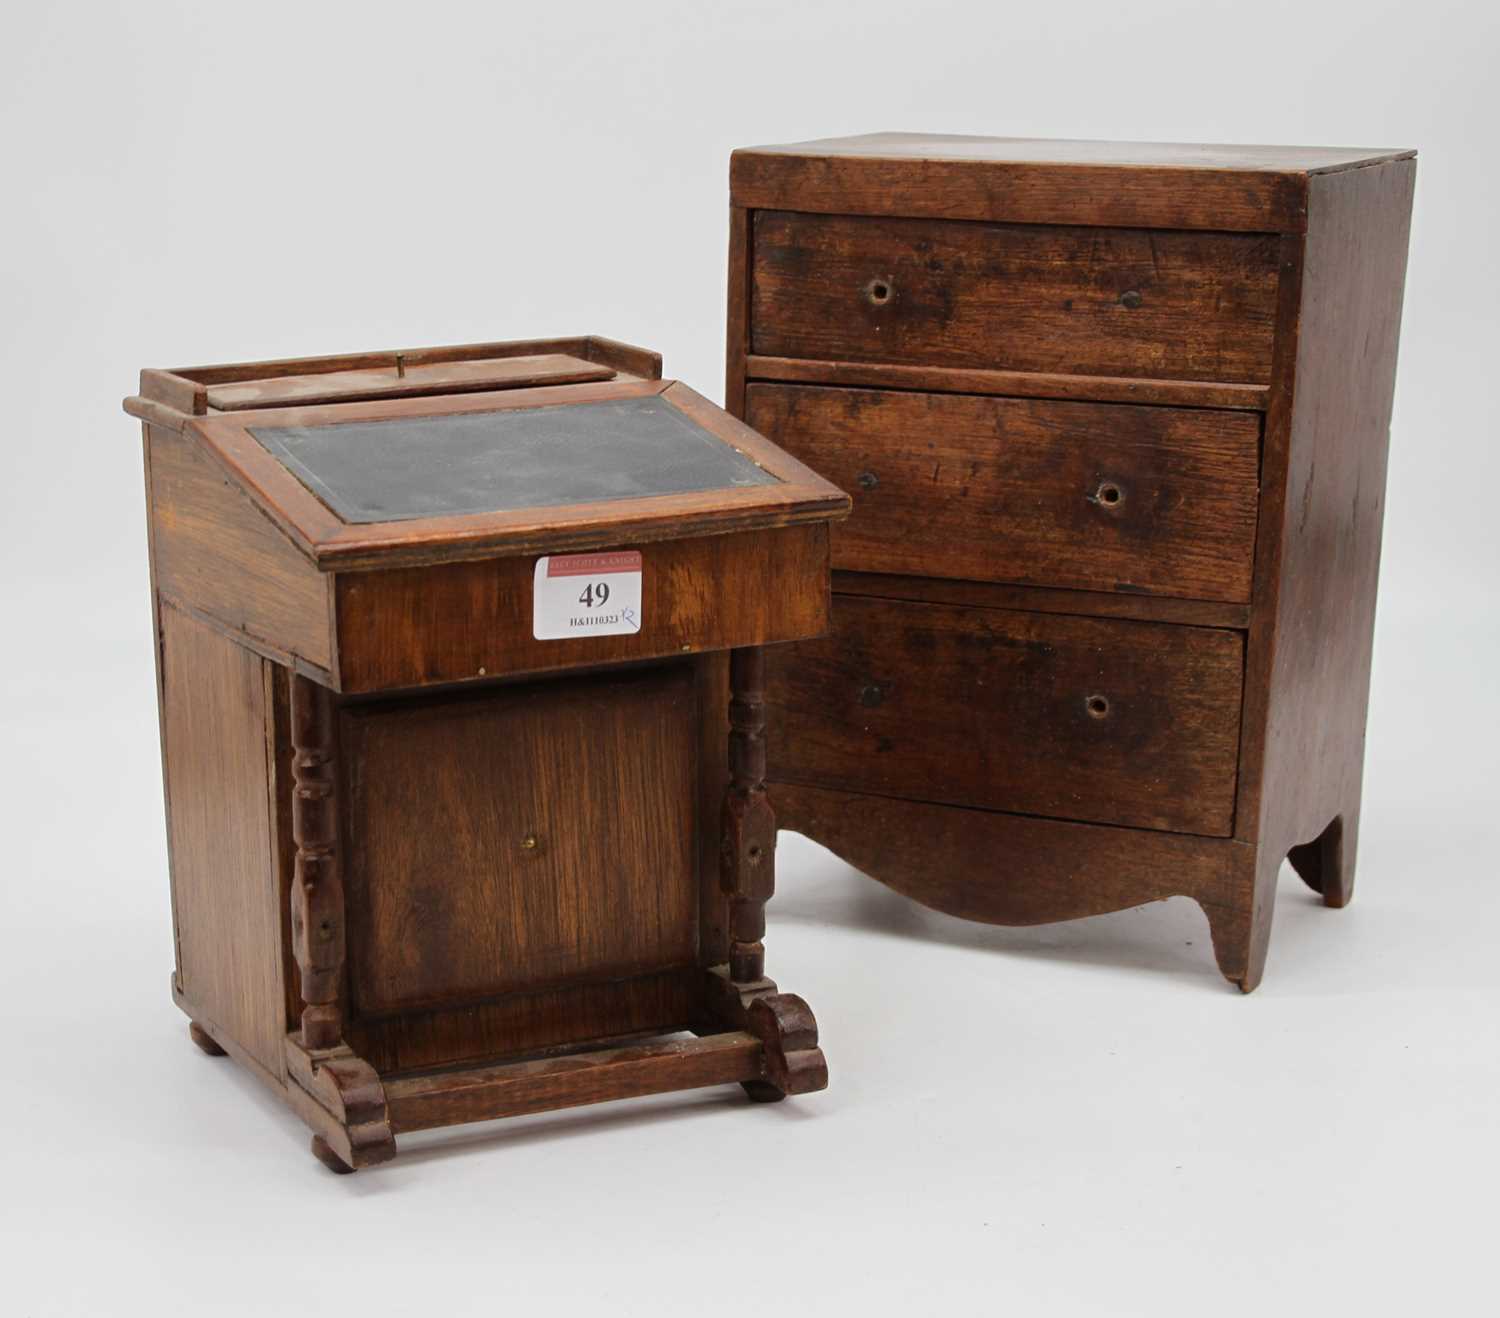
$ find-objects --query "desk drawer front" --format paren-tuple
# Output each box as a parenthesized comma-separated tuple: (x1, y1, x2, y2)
(766, 595, 1243, 836)
(746, 384, 1260, 603)
(750, 211, 1280, 385)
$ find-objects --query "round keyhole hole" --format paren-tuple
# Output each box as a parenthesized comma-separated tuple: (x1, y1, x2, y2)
(1086, 694, 1111, 719)
(1098, 483, 1122, 506)
(748, 844, 763, 866)
(865, 278, 893, 306)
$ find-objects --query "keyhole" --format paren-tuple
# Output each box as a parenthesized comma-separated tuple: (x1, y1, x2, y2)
(1086, 694, 1110, 719)
(865, 277, 893, 306)
(1094, 482, 1124, 508)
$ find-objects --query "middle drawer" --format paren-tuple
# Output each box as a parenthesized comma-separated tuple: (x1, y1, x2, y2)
(745, 384, 1261, 603)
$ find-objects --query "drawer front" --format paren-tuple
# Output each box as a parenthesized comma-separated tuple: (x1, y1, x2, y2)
(750, 211, 1280, 384)
(745, 384, 1260, 603)
(766, 596, 1243, 836)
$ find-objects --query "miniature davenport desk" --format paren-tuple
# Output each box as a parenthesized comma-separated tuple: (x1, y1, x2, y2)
(728, 135, 1415, 990)
(125, 336, 848, 1171)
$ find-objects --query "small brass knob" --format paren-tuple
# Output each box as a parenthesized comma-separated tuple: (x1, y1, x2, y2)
(1119, 290, 1143, 310)
(521, 833, 539, 851)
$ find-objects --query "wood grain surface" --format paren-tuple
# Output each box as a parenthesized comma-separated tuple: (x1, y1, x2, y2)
(732, 134, 1412, 232)
(341, 666, 699, 1014)
(159, 607, 287, 1078)
(206, 353, 615, 411)
(148, 423, 332, 672)
(726, 137, 1415, 988)
(1229, 157, 1417, 989)
(745, 354, 1268, 411)
(385, 1032, 766, 1133)
(751, 211, 1281, 383)
(766, 595, 1244, 835)
(345, 968, 704, 1077)
(747, 383, 1260, 602)
(332, 523, 831, 691)
(772, 781, 1250, 930)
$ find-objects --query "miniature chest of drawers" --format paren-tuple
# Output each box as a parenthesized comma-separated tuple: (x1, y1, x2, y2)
(125, 336, 848, 1170)
(727, 134, 1416, 990)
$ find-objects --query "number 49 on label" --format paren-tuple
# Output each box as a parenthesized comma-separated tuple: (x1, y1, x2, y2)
(533, 551, 644, 640)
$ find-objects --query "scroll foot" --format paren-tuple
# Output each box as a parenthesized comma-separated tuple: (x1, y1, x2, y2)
(747, 992, 828, 1097)
(310, 1134, 356, 1174)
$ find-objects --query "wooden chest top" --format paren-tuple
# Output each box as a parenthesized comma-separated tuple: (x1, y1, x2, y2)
(731, 132, 1415, 231)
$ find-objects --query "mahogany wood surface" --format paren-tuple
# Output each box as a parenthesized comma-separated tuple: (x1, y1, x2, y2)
(347, 968, 704, 1078)
(137, 334, 660, 396)
(747, 383, 1260, 602)
(751, 211, 1281, 383)
(332, 523, 831, 692)
(731, 133, 1414, 233)
(290, 675, 344, 1050)
(745, 354, 1269, 412)
(148, 423, 333, 675)
(773, 782, 1248, 930)
(205, 352, 615, 411)
(341, 666, 699, 1014)
(831, 572, 1252, 631)
(767, 596, 1244, 836)
(1232, 158, 1417, 988)
(159, 607, 289, 1080)
(384, 1032, 766, 1133)
(728, 136, 1415, 987)
(132, 334, 844, 1167)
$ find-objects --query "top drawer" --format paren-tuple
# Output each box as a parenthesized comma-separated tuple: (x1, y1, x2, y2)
(750, 211, 1281, 385)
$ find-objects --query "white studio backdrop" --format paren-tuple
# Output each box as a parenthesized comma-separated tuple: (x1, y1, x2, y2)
(1, 3, 1496, 1316)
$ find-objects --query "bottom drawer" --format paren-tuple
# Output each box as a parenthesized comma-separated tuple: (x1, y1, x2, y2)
(766, 594, 1244, 836)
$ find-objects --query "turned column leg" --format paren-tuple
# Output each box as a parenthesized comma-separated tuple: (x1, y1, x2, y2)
(290, 674, 345, 1051)
(722, 648, 776, 987)
(720, 647, 828, 1100)
(289, 675, 394, 1172)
